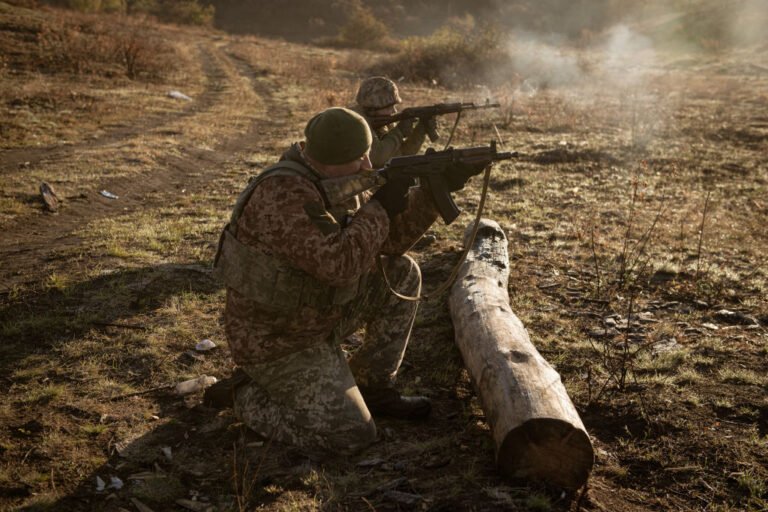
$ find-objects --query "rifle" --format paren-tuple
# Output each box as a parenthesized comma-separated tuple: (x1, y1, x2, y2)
(368, 101, 501, 142)
(320, 141, 516, 225)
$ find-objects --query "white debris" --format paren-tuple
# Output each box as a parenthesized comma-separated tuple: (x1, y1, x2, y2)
(195, 339, 216, 352)
(168, 90, 193, 101)
(100, 190, 119, 199)
(109, 476, 124, 490)
(175, 375, 218, 395)
(161, 446, 173, 462)
(95, 475, 106, 492)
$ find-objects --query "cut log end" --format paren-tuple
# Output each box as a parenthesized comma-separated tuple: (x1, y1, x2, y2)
(498, 418, 594, 490)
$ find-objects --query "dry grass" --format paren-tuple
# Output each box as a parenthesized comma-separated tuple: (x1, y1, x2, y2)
(1, 3, 767, 512)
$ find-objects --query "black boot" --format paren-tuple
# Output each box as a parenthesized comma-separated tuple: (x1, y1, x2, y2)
(203, 368, 251, 409)
(359, 386, 432, 420)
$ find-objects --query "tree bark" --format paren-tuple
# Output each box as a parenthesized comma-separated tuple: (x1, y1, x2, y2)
(448, 219, 593, 489)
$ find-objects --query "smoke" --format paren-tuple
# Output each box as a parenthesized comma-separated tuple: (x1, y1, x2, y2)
(501, 24, 657, 95)
(506, 31, 587, 91)
(726, 0, 768, 47)
(495, 20, 668, 149)
(595, 24, 656, 88)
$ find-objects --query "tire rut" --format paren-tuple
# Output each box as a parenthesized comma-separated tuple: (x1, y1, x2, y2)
(0, 44, 286, 295)
(0, 43, 227, 173)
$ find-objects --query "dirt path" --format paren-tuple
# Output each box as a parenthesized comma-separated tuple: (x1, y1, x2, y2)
(0, 41, 286, 296)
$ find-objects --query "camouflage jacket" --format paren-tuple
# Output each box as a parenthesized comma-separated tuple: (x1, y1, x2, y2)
(351, 106, 428, 168)
(224, 143, 438, 365)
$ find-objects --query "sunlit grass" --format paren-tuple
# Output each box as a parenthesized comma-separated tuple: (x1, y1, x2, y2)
(718, 368, 765, 386)
(22, 383, 67, 405)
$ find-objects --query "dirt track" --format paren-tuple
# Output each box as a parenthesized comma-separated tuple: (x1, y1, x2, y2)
(0, 39, 294, 296)
(2, 5, 767, 512)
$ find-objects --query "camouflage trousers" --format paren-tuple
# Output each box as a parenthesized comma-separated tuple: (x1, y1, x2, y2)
(234, 254, 421, 454)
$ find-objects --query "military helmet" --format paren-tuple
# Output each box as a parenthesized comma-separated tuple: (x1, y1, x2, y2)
(355, 76, 402, 110)
(304, 107, 372, 165)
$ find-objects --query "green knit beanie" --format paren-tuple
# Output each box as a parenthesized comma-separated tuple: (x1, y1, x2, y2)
(304, 107, 372, 165)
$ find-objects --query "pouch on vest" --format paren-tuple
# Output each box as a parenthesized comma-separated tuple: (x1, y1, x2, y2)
(213, 160, 367, 310)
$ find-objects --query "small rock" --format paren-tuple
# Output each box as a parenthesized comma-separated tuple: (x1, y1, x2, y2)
(604, 317, 617, 327)
(195, 339, 217, 352)
(40, 182, 60, 212)
(702, 323, 719, 330)
(109, 476, 124, 490)
(168, 90, 193, 101)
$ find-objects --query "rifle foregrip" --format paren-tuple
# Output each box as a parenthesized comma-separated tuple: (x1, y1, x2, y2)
(426, 124, 440, 142)
(425, 175, 460, 225)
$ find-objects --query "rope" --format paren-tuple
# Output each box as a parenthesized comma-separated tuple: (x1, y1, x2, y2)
(443, 110, 462, 150)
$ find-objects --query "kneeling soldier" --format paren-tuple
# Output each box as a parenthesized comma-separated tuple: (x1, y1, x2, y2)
(211, 107, 477, 454)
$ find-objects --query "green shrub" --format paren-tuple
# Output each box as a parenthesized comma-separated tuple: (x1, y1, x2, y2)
(315, 0, 396, 51)
(41, 0, 213, 26)
(334, 0, 392, 50)
(371, 15, 511, 88)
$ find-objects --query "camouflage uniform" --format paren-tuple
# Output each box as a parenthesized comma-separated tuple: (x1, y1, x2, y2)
(222, 143, 438, 453)
(353, 76, 429, 168)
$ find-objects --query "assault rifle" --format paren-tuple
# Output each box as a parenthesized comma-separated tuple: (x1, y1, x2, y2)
(320, 141, 516, 225)
(368, 101, 501, 141)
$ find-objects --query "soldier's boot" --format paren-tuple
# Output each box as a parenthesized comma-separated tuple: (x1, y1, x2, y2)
(203, 368, 251, 409)
(359, 386, 431, 420)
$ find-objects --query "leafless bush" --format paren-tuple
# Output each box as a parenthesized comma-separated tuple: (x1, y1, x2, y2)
(112, 23, 175, 80)
(35, 12, 176, 80)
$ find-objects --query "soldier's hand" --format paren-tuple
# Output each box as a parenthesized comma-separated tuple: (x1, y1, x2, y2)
(418, 116, 439, 142)
(396, 118, 415, 138)
(444, 160, 487, 192)
(371, 175, 412, 219)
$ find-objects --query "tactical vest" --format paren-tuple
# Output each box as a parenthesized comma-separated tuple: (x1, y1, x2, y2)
(214, 160, 368, 311)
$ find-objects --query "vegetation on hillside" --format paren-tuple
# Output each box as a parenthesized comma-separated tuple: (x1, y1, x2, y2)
(31, 0, 215, 25)
(370, 15, 511, 87)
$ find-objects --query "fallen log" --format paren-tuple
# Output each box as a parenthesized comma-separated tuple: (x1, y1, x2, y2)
(449, 219, 593, 489)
